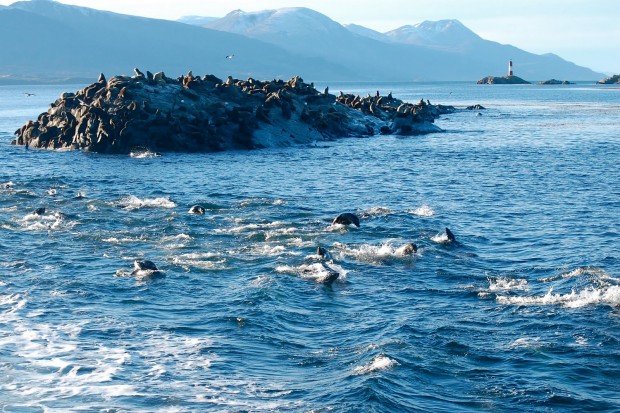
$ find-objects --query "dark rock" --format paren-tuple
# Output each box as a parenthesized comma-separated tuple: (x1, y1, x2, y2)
(12, 71, 455, 154)
(537, 79, 574, 85)
(466, 104, 486, 110)
(596, 74, 620, 85)
(477, 75, 530, 85)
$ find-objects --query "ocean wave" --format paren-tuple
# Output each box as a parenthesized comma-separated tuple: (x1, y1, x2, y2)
(216, 220, 291, 234)
(431, 232, 451, 244)
(362, 206, 393, 217)
(497, 285, 620, 308)
(540, 266, 613, 283)
(407, 204, 435, 217)
(487, 277, 529, 292)
(171, 252, 229, 271)
(354, 355, 398, 375)
(333, 241, 417, 264)
(129, 149, 160, 158)
(115, 195, 176, 210)
(276, 262, 347, 283)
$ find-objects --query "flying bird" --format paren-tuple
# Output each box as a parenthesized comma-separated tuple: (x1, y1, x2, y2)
(225, 54, 235, 59)
(24, 92, 35, 97)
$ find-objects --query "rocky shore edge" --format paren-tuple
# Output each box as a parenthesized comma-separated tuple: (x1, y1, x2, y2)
(12, 70, 456, 154)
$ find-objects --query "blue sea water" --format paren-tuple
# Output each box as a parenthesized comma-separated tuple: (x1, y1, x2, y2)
(0, 81, 619, 412)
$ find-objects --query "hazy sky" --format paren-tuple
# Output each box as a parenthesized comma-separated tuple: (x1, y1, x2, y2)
(2, 0, 618, 73)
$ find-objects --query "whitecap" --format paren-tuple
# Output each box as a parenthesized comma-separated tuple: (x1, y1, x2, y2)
(354, 355, 398, 375)
(496, 285, 620, 308)
(408, 204, 435, 217)
(116, 195, 176, 210)
(364, 206, 393, 216)
(487, 277, 529, 292)
(276, 262, 346, 283)
(509, 337, 545, 349)
(161, 233, 193, 249)
(171, 252, 228, 271)
(334, 241, 416, 264)
(431, 232, 451, 243)
(129, 149, 160, 158)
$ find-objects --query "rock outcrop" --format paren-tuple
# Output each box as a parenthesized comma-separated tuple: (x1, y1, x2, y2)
(537, 79, 573, 85)
(12, 71, 455, 154)
(596, 74, 620, 85)
(477, 75, 530, 85)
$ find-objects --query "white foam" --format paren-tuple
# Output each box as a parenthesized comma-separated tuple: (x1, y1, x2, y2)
(354, 355, 398, 375)
(117, 195, 176, 210)
(408, 204, 435, 217)
(216, 220, 289, 234)
(365, 206, 393, 216)
(161, 233, 193, 249)
(171, 252, 228, 271)
(335, 241, 416, 264)
(510, 337, 545, 349)
(497, 285, 620, 308)
(276, 262, 346, 283)
(431, 233, 451, 243)
(487, 277, 529, 292)
(130, 149, 160, 158)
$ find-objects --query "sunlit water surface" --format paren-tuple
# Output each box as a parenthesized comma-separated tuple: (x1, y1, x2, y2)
(1, 82, 619, 412)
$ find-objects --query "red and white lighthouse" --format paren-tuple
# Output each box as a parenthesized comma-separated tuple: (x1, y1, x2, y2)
(508, 59, 513, 76)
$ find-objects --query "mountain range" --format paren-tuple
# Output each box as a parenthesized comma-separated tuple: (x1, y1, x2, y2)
(0, 0, 605, 84)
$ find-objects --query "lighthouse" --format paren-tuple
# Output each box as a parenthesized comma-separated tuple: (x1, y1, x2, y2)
(508, 59, 513, 76)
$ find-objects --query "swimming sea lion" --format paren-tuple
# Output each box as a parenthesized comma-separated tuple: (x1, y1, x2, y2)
(399, 243, 418, 255)
(445, 227, 456, 242)
(189, 205, 206, 214)
(319, 265, 339, 285)
(131, 259, 160, 275)
(333, 212, 360, 227)
(34, 207, 46, 215)
(317, 246, 334, 261)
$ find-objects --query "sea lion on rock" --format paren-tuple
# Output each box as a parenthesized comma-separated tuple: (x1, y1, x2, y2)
(333, 212, 360, 227)
(189, 205, 206, 214)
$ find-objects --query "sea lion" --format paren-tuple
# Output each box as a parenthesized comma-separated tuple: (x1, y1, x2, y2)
(398, 243, 418, 255)
(445, 227, 456, 242)
(189, 205, 206, 214)
(133, 68, 145, 78)
(131, 259, 160, 275)
(317, 246, 333, 261)
(333, 212, 360, 227)
(319, 265, 339, 285)
(34, 207, 46, 215)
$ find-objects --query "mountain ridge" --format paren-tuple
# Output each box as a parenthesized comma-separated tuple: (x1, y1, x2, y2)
(0, 1, 605, 83)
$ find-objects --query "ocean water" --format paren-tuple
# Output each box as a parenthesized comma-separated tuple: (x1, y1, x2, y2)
(0, 81, 619, 412)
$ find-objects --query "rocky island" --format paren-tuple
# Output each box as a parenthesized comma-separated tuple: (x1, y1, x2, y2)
(477, 75, 531, 85)
(537, 79, 574, 85)
(596, 74, 620, 84)
(12, 70, 455, 154)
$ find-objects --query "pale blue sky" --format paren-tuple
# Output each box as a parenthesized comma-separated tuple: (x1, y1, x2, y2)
(3, 0, 618, 73)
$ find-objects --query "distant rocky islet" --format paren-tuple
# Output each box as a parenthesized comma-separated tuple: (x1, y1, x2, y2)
(596, 74, 620, 84)
(12, 70, 456, 154)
